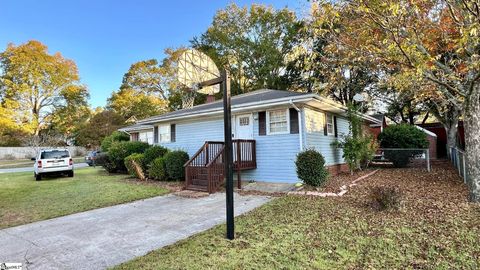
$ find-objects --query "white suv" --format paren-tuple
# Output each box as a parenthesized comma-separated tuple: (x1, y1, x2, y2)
(33, 149, 74, 181)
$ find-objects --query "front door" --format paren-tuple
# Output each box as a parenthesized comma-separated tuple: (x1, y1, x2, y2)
(234, 114, 253, 139)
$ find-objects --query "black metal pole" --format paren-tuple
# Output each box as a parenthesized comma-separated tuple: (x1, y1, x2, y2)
(222, 69, 234, 240)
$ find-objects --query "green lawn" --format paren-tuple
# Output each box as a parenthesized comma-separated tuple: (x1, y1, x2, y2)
(114, 165, 480, 269)
(0, 167, 169, 228)
(0, 157, 85, 169)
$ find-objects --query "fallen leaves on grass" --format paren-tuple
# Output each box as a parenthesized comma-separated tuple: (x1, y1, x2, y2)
(303, 169, 376, 193)
(114, 161, 480, 270)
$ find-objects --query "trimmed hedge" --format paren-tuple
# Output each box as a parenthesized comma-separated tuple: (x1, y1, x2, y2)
(95, 152, 117, 173)
(149, 157, 167, 180)
(107, 141, 150, 173)
(143, 145, 169, 170)
(164, 150, 189, 181)
(378, 124, 429, 149)
(101, 131, 130, 152)
(295, 149, 329, 187)
(124, 153, 145, 178)
(378, 124, 429, 167)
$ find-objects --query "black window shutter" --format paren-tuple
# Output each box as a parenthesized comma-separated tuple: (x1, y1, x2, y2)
(170, 124, 176, 142)
(289, 108, 299, 134)
(334, 116, 338, 137)
(154, 126, 159, 143)
(323, 113, 328, 136)
(258, 111, 266, 136)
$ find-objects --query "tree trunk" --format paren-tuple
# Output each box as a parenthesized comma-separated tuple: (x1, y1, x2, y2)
(421, 112, 429, 124)
(445, 121, 458, 158)
(464, 93, 480, 202)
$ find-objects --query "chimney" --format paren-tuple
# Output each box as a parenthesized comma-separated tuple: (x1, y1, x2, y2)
(206, 94, 216, 103)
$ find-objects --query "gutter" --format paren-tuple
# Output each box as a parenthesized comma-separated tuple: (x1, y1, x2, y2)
(290, 99, 303, 152)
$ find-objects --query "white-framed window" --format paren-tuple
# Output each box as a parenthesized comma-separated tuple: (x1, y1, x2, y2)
(267, 109, 289, 135)
(158, 124, 170, 143)
(239, 116, 250, 126)
(326, 114, 334, 135)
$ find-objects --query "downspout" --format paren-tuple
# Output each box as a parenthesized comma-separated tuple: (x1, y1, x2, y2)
(290, 100, 303, 151)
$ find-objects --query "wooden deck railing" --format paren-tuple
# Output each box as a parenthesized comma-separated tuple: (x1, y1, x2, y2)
(184, 140, 256, 193)
(184, 142, 224, 191)
(233, 139, 256, 171)
(206, 145, 226, 193)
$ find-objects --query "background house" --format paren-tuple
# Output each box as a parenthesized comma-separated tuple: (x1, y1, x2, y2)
(419, 121, 465, 158)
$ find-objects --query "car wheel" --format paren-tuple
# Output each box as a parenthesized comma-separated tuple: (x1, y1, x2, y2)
(68, 170, 74, 177)
(35, 173, 42, 181)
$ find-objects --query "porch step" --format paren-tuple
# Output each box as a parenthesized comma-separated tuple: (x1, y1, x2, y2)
(191, 174, 222, 187)
(184, 139, 256, 193)
(192, 179, 208, 186)
(192, 174, 208, 181)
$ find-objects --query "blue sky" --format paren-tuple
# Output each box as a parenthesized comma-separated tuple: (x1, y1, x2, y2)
(0, 0, 306, 108)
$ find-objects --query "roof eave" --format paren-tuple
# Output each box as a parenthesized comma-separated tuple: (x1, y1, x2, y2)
(137, 94, 316, 125)
(310, 95, 382, 125)
(136, 93, 382, 125)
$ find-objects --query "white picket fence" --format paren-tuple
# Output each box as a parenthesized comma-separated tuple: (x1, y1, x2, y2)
(0, 147, 87, 160)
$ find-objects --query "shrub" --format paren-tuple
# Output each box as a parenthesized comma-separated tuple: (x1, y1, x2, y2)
(378, 124, 429, 167)
(96, 152, 117, 173)
(164, 150, 190, 181)
(107, 141, 150, 173)
(370, 186, 403, 211)
(332, 104, 377, 174)
(295, 149, 329, 186)
(124, 153, 145, 179)
(149, 157, 167, 180)
(143, 145, 169, 170)
(101, 131, 130, 152)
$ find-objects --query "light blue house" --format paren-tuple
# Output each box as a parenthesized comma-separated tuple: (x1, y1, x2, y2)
(122, 89, 380, 192)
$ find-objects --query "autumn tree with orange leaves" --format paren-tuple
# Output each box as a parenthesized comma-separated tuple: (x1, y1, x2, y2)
(314, 0, 480, 201)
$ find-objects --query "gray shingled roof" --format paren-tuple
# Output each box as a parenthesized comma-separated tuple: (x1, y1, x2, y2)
(138, 89, 307, 123)
(119, 123, 153, 132)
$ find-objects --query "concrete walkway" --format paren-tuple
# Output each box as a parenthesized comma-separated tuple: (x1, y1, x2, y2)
(243, 181, 296, 193)
(0, 193, 271, 270)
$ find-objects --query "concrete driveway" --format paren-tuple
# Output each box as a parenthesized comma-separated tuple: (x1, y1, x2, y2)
(0, 163, 89, 174)
(0, 193, 271, 270)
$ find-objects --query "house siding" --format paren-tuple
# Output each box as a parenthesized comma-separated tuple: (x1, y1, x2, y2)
(240, 112, 300, 183)
(304, 107, 349, 165)
(157, 117, 225, 157)
(151, 106, 349, 184)
(155, 108, 301, 183)
(130, 130, 154, 144)
(139, 131, 154, 144)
